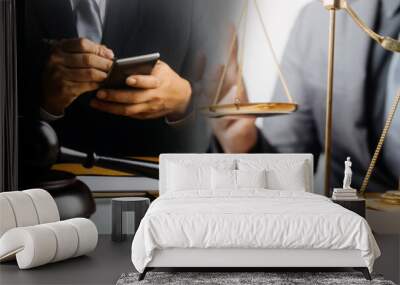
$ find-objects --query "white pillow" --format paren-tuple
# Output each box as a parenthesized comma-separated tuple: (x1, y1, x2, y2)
(211, 169, 267, 190)
(266, 162, 307, 191)
(211, 169, 236, 190)
(167, 162, 210, 191)
(166, 160, 235, 192)
(238, 159, 308, 191)
(236, 169, 267, 189)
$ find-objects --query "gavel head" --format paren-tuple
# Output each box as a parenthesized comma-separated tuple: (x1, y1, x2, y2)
(19, 119, 59, 174)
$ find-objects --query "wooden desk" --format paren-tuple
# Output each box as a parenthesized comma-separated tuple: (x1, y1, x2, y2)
(52, 157, 159, 177)
(52, 163, 133, 176)
(52, 159, 160, 201)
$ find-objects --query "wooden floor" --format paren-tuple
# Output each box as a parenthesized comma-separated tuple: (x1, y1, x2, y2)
(0, 235, 133, 285)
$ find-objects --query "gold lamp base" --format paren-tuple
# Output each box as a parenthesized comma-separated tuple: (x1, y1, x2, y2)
(203, 102, 298, 118)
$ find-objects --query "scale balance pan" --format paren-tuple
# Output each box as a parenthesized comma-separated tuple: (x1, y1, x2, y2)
(380, 191, 400, 205)
(203, 102, 298, 118)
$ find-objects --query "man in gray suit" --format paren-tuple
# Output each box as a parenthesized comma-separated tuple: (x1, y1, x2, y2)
(213, 0, 400, 193)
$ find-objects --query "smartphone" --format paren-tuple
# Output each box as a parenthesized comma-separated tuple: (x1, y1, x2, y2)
(102, 53, 160, 89)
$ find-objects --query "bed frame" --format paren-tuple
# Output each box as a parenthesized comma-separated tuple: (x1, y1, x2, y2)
(138, 154, 371, 281)
(139, 248, 371, 280)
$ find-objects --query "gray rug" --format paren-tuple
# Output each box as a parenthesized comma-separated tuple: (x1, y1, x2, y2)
(116, 272, 396, 285)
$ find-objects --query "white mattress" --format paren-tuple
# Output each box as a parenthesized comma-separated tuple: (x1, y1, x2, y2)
(131, 190, 380, 273)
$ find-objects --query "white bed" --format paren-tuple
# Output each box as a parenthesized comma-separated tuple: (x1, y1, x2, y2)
(131, 154, 380, 280)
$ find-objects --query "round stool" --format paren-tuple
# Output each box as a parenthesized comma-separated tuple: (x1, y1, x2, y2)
(111, 197, 150, 242)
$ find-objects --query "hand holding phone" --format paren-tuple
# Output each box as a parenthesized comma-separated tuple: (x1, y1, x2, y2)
(41, 38, 114, 116)
(102, 53, 160, 89)
(92, 60, 192, 120)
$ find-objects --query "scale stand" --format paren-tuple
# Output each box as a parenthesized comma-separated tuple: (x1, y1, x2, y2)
(322, 0, 400, 196)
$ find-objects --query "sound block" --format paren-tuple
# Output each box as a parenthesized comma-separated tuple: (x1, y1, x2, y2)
(21, 170, 96, 220)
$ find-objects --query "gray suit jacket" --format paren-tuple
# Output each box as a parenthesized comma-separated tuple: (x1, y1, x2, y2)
(262, 0, 395, 192)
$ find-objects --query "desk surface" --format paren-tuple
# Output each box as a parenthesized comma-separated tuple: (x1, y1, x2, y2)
(365, 193, 400, 213)
(52, 157, 159, 176)
(0, 235, 133, 285)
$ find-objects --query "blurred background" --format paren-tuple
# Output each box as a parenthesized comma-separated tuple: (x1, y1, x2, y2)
(243, 0, 312, 104)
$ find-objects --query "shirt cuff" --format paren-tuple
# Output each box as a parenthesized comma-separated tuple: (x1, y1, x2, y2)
(40, 107, 64, 122)
(165, 90, 195, 126)
(164, 109, 195, 126)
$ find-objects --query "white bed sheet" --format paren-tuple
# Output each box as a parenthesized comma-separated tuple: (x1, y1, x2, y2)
(131, 190, 380, 273)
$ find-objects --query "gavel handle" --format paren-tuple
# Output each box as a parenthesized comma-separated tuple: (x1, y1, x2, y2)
(59, 147, 159, 179)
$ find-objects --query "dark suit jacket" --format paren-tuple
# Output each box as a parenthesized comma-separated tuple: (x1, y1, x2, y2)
(22, 0, 199, 156)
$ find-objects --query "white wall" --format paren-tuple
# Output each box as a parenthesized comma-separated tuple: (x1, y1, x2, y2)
(241, 0, 312, 103)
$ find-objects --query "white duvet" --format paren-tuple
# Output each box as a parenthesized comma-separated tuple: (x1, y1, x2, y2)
(131, 190, 380, 273)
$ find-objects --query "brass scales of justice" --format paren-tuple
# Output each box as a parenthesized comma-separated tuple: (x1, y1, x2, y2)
(203, 0, 400, 200)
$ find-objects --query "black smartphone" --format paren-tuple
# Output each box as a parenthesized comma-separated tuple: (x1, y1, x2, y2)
(102, 53, 160, 89)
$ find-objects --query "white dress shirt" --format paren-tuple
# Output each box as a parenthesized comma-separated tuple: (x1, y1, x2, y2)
(70, 0, 107, 28)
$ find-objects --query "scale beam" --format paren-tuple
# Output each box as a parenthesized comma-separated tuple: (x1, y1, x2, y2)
(322, 0, 400, 52)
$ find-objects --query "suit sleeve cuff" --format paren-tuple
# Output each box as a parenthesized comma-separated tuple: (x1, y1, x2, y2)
(248, 128, 277, 153)
(40, 107, 64, 122)
(165, 91, 195, 126)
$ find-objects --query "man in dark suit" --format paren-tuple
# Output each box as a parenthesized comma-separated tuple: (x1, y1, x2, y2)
(213, 0, 400, 193)
(22, 0, 201, 156)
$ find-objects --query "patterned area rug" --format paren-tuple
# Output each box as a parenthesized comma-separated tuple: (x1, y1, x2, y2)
(116, 272, 395, 285)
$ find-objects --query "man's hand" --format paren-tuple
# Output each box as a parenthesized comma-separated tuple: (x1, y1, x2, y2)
(90, 61, 192, 120)
(211, 86, 258, 153)
(212, 116, 258, 153)
(42, 38, 114, 115)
